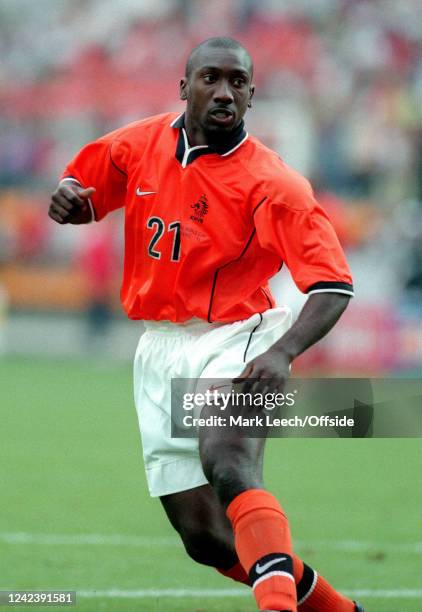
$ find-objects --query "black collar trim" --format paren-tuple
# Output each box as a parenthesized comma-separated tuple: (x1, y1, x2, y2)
(171, 113, 248, 167)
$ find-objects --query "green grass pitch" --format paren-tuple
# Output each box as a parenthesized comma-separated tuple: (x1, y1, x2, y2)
(1, 356, 421, 611)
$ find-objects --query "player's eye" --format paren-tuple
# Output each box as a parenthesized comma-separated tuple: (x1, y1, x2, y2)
(232, 77, 247, 88)
(203, 74, 217, 84)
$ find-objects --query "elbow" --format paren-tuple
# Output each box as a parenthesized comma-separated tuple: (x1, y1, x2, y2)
(337, 293, 351, 310)
(332, 293, 351, 320)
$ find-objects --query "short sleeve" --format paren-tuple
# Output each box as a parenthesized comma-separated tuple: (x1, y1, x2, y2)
(60, 136, 128, 221)
(254, 172, 354, 296)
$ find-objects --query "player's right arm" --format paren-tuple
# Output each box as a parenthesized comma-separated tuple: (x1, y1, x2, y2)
(49, 181, 96, 225)
(49, 134, 129, 225)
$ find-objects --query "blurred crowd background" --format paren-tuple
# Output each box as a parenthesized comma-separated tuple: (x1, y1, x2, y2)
(0, 0, 421, 373)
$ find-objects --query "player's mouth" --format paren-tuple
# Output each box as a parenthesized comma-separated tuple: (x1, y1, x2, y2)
(208, 107, 235, 127)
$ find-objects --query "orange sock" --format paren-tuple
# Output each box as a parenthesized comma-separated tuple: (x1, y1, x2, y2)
(226, 489, 297, 612)
(217, 557, 355, 611)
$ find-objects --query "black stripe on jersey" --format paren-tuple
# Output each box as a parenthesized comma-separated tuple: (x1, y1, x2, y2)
(243, 313, 263, 363)
(207, 229, 256, 322)
(207, 197, 268, 322)
(249, 552, 294, 587)
(306, 281, 354, 295)
(252, 196, 268, 216)
(297, 563, 317, 604)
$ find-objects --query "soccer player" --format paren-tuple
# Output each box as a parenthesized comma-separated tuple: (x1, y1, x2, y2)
(49, 37, 364, 612)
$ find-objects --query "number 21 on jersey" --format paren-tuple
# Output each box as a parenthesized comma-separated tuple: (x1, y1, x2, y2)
(147, 217, 181, 262)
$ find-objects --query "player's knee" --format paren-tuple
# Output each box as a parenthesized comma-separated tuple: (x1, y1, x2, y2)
(209, 463, 254, 507)
(201, 441, 262, 507)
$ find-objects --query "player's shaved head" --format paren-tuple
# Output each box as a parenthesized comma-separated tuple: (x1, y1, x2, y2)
(180, 36, 255, 143)
(185, 37, 253, 79)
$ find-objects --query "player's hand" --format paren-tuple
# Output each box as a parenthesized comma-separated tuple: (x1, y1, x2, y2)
(48, 183, 96, 225)
(233, 346, 291, 396)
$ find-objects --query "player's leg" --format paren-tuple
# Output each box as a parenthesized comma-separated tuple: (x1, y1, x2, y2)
(192, 307, 368, 611)
(160, 484, 240, 570)
(199, 424, 362, 612)
(198, 417, 297, 612)
(190, 310, 293, 610)
(135, 316, 361, 610)
(160, 482, 361, 611)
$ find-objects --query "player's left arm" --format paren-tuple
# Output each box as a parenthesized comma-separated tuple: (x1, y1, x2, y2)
(240, 167, 354, 392)
(237, 292, 349, 392)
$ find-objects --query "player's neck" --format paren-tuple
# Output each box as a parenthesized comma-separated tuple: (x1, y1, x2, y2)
(184, 117, 208, 147)
(184, 117, 243, 149)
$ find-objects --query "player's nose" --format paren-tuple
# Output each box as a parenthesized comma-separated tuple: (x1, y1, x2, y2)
(213, 80, 234, 104)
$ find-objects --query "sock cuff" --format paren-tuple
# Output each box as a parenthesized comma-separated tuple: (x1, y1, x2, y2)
(226, 488, 286, 527)
(297, 563, 317, 604)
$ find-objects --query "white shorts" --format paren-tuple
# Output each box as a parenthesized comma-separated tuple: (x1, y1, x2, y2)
(133, 307, 292, 497)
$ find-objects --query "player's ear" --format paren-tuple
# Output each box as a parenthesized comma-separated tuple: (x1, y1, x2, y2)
(180, 78, 188, 101)
(248, 85, 255, 108)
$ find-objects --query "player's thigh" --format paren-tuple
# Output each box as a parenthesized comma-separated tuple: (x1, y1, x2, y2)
(194, 307, 291, 490)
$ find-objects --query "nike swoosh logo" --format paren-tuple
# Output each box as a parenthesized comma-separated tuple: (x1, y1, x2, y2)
(255, 557, 287, 575)
(209, 384, 231, 392)
(136, 188, 156, 196)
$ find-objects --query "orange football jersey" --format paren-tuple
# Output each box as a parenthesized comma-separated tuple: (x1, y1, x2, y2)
(61, 112, 354, 322)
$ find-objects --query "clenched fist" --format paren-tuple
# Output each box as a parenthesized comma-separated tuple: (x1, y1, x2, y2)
(48, 182, 96, 224)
